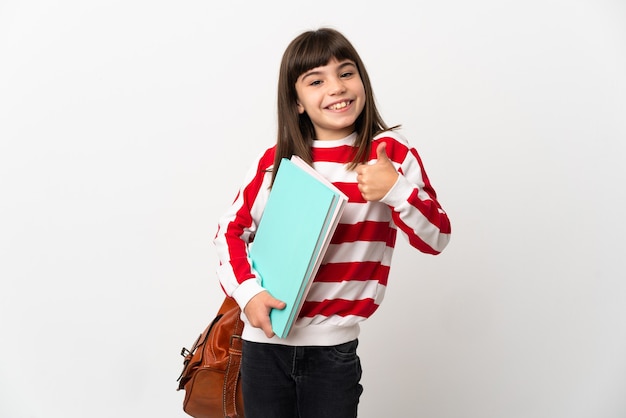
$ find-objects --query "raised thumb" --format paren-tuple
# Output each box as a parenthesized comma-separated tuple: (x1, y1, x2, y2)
(376, 141, 390, 162)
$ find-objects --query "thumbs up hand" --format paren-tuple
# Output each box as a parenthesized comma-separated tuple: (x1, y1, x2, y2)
(356, 142, 399, 201)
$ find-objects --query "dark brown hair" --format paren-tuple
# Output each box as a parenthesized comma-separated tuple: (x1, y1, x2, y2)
(271, 27, 397, 186)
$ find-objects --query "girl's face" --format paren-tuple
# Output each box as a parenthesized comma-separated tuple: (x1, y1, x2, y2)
(295, 58, 366, 140)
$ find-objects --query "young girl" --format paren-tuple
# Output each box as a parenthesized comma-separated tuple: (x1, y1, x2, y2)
(214, 27, 451, 418)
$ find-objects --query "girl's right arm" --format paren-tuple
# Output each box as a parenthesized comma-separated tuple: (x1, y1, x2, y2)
(213, 148, 275, 311)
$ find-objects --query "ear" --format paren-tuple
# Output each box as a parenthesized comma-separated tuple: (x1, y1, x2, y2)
(296, 101, 305, 114)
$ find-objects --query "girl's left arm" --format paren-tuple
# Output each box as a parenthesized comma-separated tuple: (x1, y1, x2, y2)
(379, 137, 451, 255)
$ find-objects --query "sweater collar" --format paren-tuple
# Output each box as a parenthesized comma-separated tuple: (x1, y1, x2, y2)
(311, 132, 357, 148)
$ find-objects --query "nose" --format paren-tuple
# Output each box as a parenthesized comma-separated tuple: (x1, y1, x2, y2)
(328, 76, 346, 95)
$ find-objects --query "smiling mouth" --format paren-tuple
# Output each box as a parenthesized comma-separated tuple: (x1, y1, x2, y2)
(327, 100, 352, 110)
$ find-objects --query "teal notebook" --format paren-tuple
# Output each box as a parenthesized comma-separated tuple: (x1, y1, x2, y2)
(249, 156, 348, 338)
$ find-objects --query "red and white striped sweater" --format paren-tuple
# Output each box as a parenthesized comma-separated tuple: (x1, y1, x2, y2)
(214, 131, 451, 346)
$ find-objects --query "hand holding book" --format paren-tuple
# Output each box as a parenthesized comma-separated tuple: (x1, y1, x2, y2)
(243, 291, 286, 338)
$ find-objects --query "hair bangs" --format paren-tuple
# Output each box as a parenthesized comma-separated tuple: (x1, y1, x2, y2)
(287, 30, 359, 85)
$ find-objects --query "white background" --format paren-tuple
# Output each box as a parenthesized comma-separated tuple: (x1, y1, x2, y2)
(1, 1, 625, 417)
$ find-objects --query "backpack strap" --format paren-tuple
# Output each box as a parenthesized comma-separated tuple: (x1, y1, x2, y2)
(223, 305, 244, 417)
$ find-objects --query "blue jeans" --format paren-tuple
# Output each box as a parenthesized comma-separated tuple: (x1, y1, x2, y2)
(241, 339, 363, 418)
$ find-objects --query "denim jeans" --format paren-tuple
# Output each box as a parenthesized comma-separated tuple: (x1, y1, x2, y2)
(241, 339, 363, 418)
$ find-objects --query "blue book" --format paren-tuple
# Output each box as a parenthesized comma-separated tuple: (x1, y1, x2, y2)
(248, 156, 348, 338)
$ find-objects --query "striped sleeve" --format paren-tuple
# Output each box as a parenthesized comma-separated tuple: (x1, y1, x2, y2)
(377, 133, 451, 254)
(213, 147, 275, 308)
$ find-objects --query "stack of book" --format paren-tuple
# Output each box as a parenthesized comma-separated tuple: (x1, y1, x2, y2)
(249, 156, 348, 338)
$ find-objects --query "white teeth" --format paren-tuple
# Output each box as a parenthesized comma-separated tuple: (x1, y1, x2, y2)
(329, 101, 349, 110)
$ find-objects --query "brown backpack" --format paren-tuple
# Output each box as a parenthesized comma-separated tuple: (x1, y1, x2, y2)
(177, 297, 245, 418)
